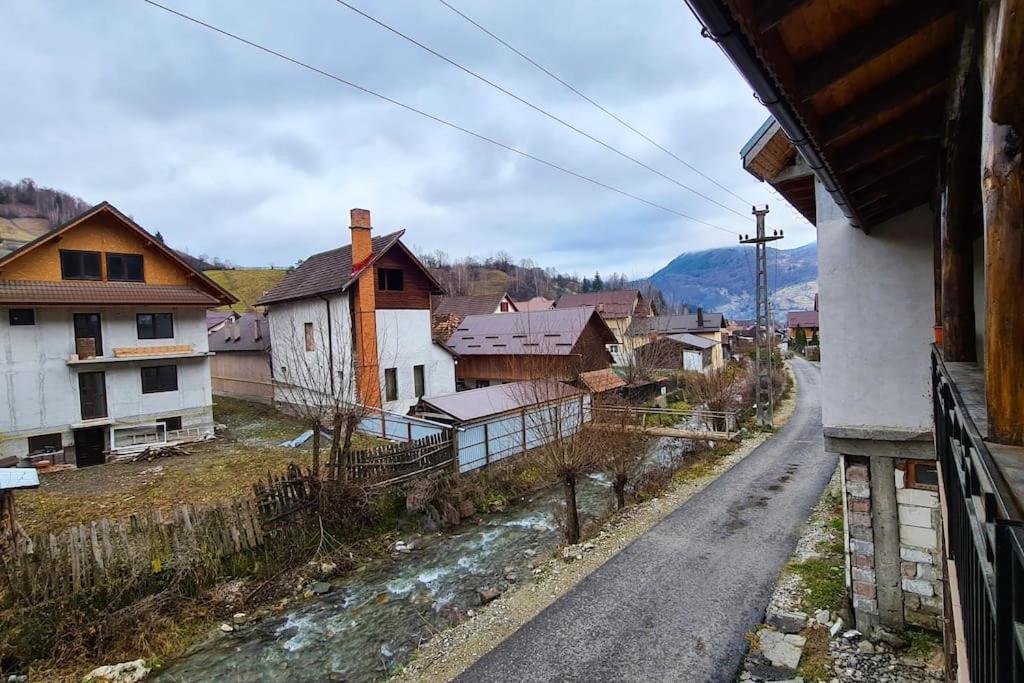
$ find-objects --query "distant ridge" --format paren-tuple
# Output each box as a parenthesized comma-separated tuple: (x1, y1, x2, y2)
(644, 242, 817, 318)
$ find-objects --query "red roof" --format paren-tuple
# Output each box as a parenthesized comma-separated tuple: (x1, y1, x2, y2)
(787, 310, 819, 328)
(0, 280, 220, 306)
(445, 306, 616, 356)
(556, 290, 650, 319)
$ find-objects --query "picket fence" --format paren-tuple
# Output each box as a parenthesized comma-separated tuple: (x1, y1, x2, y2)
(329, 431, 454, 487)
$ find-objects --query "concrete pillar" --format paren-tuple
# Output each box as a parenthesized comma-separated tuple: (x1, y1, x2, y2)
(869, 457, 905, 629)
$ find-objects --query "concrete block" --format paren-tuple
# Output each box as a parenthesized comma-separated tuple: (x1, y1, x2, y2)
(899, 525, 938, 550)
(917, 563, 941, 581)
(920, 594, 944, 615)
(853, 595, 878, 613)
(851, 539, 875, 557)
(853, 581, 876, 598)
(850, 524, 873, 541)
(851, 567, 876, 583)
(902, 578, 934, 596)
(847, 481, 871, 499)
(898, 504, 933, 529)
(849, 498, 871, 513)
(896, 487, 938, 508)
(900, 547, 933, 564)
(904, 593, 921, 611)
(849, 511, 872, 528)
(901, 562, 917, 578)
(852, 553, 874, 569)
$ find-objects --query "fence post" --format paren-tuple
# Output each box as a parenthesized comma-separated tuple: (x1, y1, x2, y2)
(450, 428, 460, 475)
(483, 422, 490, 467)
(407, 421, 413, 443)
(521, 409, 527, 454)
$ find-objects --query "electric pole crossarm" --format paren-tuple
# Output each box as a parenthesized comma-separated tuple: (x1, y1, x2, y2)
(740, 206, 783, 428)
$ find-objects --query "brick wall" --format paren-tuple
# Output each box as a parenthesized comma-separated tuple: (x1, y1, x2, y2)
(894, 462, 944, 629)
(845, 457, 879, 624)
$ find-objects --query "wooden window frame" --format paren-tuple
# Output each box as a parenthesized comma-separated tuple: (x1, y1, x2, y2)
(377, 268, 404, 292)
(78, 371, 108, 419)
(136, 312, 174, 339)
(60, 249, 102, 280)
(8, 308, 35, 326)
(384, 367, 398, 401)
(141, 364, 178, 394)
(906, 461, 939, 491)
(162, 416, 183, 431)
(106, 252, 145, 282)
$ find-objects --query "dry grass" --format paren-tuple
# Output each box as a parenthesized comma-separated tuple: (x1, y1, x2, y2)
(204, 268, 288, 313)
(15, 397, 383, 536)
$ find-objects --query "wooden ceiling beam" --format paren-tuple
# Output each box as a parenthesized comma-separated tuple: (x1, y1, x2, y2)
(821, 51, 951, 145)
(862, 186, 934, 225)
(845, 142, 938, 192)
(833, 99, 943, 173)
(753, 0, 814, 33)
(795, 0, 957, 101)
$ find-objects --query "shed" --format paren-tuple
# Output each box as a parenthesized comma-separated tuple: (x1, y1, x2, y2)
(635, 333, 720, 373)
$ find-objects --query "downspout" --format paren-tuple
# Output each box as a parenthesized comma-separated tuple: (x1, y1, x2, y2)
(319, 294, 335, 396)
(683, 0, 862, 229)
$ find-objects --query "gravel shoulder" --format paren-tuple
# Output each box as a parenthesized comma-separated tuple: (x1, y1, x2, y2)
(397, 364, 801, 682)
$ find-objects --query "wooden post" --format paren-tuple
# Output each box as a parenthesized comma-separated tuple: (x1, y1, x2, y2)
(981, 0, 1024, 445)
(483, 422, 490, 467)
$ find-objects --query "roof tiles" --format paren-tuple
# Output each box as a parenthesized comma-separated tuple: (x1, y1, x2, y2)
(0, 280, 220, 306)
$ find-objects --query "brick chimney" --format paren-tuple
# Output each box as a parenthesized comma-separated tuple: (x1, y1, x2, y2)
(350, 208, 381, 408)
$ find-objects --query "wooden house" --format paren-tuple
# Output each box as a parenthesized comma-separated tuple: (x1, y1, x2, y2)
(556, 289, 656, 365)
(208, 311, 273, 403)
(688, 0, 1024, 676)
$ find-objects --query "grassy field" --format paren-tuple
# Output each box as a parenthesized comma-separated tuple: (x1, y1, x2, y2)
(16, 397, 380, 536)
(205, 268, 288, 312)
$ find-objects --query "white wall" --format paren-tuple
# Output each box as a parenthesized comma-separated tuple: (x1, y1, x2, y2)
(376, 309, 456, 414)
(0, 306, 214, 462)
(816, 183, 936, 434)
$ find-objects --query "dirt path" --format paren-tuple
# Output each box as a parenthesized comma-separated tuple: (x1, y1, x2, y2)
(398, 360, 810, 681)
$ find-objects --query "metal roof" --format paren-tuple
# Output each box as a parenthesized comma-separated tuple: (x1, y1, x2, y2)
(208, 312, 271, 352)
(628, 313, 725, 336)
(445, 306, 615, 356)
(419, 380, 582, 422)
(556, 289, 650, 319)
(0, 280, 221, 306)
(786, 310, 819, 328)
(665, 333, 720, 350)
(432, 292, 515, 316)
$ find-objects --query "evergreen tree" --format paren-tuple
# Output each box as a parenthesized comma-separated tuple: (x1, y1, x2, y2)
(154, 231, 165, 244)
(810, 330, 819, 346)
(581, 277, 592, 293)
(592, 271, 604, 291)
(794, 325, 807, 349)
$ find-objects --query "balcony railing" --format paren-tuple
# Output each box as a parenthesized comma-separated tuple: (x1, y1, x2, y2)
(932, 347, 1024, 682)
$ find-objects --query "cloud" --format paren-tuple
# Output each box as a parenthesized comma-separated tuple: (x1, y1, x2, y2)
(0, 0, 816, 278)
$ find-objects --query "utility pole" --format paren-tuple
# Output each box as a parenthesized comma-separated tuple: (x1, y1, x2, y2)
(740, 206, 783, 428)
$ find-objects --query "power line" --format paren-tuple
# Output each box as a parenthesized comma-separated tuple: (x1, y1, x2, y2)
(138, 0, 739, 235)
(331, 0, 751, 224)
(435, 0, 756, 212)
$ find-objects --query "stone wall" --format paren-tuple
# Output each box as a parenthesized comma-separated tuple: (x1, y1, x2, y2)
(844, 456, 943, 633)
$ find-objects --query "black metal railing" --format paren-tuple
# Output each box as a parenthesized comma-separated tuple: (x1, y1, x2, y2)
(932, 347, 1024, 682)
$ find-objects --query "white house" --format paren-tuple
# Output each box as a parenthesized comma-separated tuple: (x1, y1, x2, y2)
(256, 208, 456, 417)
(0, 202, 237, 467)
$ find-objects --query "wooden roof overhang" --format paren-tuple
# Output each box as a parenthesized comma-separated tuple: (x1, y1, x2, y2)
(741, 119, 817, 223)
(688, 0, 966, 232)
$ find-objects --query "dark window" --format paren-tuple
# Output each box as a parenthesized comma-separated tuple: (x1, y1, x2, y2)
(304, 322, 315, 351)
(137, 313, 174, 339)
(106, 253, 144, 281)
(141, 365, 178, 393)
(73, 313, 103, 356)
(384, 367, 398, 401)
(377, 268, 404, 291)
(908, 462, 939, 490)
(162, 416, 183, 431)
(9, 309, 35, 326)
(60, 250, 102, 280)
(499, 301, 510, 312)
(78, 371, 107, 419)
(28, 433, 62, 455)
(413, 364, 425, 398)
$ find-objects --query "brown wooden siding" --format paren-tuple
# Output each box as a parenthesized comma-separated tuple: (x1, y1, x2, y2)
(211, 351, 273, 403)
(373, 247, 433, 310)
(455, 355, 577, 382)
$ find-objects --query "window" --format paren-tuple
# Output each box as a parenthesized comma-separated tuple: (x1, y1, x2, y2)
(377, 268, 404, 291)
(141, 365, 178, 393)
(28, 433, 62, 455)
(60, 249, 102, 280)
(499, 301, 510, 312)
(907, 461, 938, 490)
(162, 416, 183, 431)
(78, 371, 107, 419)
(413, 364, 425, 398)
(9, 309, 35, 326)
(384, 367, 398, 401)
(137, 313, 174, 339)
(73, 313, 103, 356)
(106, 253, 144, 281)
(304, 322, 315, 351)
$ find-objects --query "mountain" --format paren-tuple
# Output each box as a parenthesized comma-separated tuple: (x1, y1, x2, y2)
(646, 242, 818, 318)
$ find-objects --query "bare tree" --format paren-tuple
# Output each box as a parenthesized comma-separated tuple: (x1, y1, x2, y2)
(592, 396, 650, 509)
(682, 364, 753, 431)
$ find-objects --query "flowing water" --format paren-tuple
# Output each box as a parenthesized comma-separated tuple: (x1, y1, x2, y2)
(156, 437, 695, 682)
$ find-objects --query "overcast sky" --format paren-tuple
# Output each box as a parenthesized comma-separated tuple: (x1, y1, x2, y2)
(1, 0, 815, 278)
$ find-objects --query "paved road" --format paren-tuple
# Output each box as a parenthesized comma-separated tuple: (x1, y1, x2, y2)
(460, 358, 837, 682)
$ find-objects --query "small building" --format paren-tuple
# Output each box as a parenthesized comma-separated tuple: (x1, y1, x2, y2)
(556, 289, 656, 365)
(0, 202, 237, 467)
(578, 368, 627, 395)
(206, 311, 236, 334)
(443, 306, 616, 389)
(787, 295, 820, 344)
(411, 379, 590, 473)
(634, 333, 720, 373)
(432, 292, 517, 317)
(208, 312, 273, 403)
(513, 296, 555, 312)
(627, 309, 727, 370)
(257, 208, 456, 416)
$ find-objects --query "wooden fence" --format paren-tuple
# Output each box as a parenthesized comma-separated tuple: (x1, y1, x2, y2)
(1, 465, 317, 603)
(329, 431, 454, 487)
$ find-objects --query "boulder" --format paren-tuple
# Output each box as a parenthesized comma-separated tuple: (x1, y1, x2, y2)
(757, 628, 803, 670)
(232, 612, 248, 625)
(814, 609, 830, 625)
(82, 660, 151, 683)
(309, 581, 332, 595)
(459, 499, 476, 519)
(477, 587, 501, 605)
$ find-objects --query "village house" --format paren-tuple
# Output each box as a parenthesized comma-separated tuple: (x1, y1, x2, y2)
(256, 209, 456, 416)
(430, 291, 517, 346)
(556, 289, 656, 365)
(786, 294, 820, 345)
(208, 311, 273, 404)
(443, 306, 616, 390)
(689, 0, 1024, 677)
(512, 295, 554, 312)
(0, 202, 237, 467)
(626, 308, 727, 370)
(633, 332, 720, 374)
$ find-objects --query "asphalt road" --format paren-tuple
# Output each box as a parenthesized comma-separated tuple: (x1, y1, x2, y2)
(459, 358, 837, 682)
